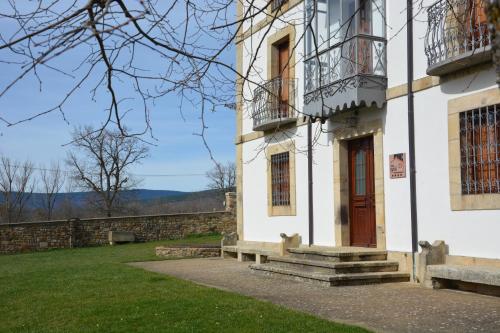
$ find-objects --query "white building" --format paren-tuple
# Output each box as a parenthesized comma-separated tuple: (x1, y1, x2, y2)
(232, 0, 500, 286)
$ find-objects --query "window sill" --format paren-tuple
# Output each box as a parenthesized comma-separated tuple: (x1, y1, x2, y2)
(269, 205, 296, 216)
(451, 193, 500, 211)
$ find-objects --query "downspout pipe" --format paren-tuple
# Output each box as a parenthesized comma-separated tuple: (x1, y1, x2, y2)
(307, 117, 314, 246)
(407, 0, 419, 281)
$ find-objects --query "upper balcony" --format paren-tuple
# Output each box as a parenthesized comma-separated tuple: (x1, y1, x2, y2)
(252, 77, 298, 131)
(425, 0, 492, 76)
(303, 0, 387, 117)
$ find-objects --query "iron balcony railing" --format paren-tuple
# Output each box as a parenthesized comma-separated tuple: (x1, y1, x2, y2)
(424, 0, 491, 73)
(304, 35, 387, 98)
(252, 77, 297, 131)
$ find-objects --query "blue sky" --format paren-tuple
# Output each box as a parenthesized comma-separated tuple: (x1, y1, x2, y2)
(0, 2, 236, 192)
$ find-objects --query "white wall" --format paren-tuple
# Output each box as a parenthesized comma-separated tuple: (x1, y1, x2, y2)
(242, 122, 335, 245)
(413, 68, 500, 259)
(242, 127, 308, 243)
(386, 0, 442, 83)
(241, 0, 269, 33)
(240, 4, 305, 136)
(385, 0, 408, 88)
(240, 0, 500, 260)
(383, 97, 413, 253)
(382, 0, 500, 259)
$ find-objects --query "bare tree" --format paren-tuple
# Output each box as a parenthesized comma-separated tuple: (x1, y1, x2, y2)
(56, 175, 77, 219)
(0, 0, 408, 162)
(66, 126, 149, 217)
(1, 0, 491, 164)
(39, 162, 65, 220)
(0, 0, 242, 140)
(206, 161, 236, 197)
(0, 156, 35, 223)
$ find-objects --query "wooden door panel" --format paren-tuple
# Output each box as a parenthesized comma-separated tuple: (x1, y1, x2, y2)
(277, 42, 289, 117)
(349, 137, 376, 247)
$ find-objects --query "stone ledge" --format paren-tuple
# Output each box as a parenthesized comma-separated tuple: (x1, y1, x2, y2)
(156, 245, 221, 258)
(428, 264, 500, 287)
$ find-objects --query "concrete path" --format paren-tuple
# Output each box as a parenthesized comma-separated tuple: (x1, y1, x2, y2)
(129, 258, 500, 333)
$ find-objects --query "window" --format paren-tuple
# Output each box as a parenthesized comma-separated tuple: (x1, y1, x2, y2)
(271, 0, 288, 12)
(267, 141, 296, 216)
(271, 152, 291, 206)
(304, 0, 385, 57)
(460, 104, 500, 195)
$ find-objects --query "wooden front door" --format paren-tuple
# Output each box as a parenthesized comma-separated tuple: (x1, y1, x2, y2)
(277, 41, 289, 117)
(348, 136, 376, 247)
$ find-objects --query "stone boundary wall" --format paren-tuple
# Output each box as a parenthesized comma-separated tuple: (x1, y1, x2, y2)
(0, 211, 235, 254)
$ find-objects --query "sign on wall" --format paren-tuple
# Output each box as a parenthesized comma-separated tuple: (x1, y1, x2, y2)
(389, 153, 406, 179)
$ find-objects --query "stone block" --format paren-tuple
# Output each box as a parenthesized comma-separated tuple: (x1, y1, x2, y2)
(418, 240, 447, 287)
(225, 192, 237, 212)
(279, 233, 301, 256)
(108, 231, 135, 245)
(156, 245, 220, 258)
(221, 231, 238, 247)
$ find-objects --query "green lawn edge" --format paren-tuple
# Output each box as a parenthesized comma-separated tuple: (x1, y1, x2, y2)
(0, 234, 371, 333)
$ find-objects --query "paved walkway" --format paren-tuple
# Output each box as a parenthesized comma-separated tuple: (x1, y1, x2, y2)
(130, 258, 500, 333)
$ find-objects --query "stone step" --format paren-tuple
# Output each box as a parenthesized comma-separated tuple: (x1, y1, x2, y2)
(288, 247, 387, 262)
(250, 263, 410, 286)
(267, 256, 399, 274)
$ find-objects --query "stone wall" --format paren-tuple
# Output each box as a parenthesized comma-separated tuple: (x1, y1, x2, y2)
(0, 211, 235, 254)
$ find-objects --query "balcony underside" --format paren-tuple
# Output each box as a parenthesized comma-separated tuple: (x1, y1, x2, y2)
(427, 46, 492, 76)
(253, 116, 297, 132)
(303, 75, 387, 117)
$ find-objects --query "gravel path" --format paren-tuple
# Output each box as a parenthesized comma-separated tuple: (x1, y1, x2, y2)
(129, 258, 500, 333)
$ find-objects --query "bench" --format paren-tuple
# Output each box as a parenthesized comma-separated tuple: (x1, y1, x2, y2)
(221, 233, 301, 264)
(108, 231, 135, 245)
(221, 245, 239, 259)
(419, 240, 500, 296)
(221, 244, 276, 263)
(239, 248, 276, 264)
(427, 265, 500, 295)
(221, 232, 238, 259)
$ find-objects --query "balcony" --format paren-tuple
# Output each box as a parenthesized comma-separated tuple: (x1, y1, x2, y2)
(304, 35, 387, 116)
(252, 77, 297, 131)
(425, 0, 492, 76)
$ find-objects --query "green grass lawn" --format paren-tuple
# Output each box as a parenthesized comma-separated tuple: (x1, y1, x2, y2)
(0, 234, 370, 333)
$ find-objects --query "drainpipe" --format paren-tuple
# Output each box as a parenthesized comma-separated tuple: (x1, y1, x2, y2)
(307, 117, 314, 246)
(407, 0, 419, 282)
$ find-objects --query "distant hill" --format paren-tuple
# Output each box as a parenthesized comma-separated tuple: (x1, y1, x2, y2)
(1, 189, 192, 209)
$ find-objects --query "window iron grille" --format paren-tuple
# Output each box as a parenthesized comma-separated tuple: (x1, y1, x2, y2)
(271, 152, 291, 206)
(460, 104, 500, 195)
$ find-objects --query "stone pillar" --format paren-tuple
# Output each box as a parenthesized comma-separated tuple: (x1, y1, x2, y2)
(220, 231, 238, 259)
(279, 233, 301, 256)
(224, 192, 237, 213)
(418, 240, 447, 287)
(68, 218, 80, 248)
(221, 232, 238, 247)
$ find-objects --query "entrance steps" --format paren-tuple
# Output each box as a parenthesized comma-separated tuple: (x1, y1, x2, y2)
(250, 246, 410, 286)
